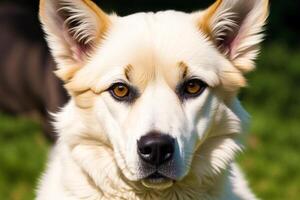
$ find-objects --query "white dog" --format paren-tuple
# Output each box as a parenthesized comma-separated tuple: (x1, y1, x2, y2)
(37, 0, 269, 199)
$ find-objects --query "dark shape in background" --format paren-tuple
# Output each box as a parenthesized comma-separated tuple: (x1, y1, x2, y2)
(0, 3, 68, 141)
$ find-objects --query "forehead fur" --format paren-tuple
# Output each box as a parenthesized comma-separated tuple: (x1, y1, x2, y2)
(66, 10, 245, 94)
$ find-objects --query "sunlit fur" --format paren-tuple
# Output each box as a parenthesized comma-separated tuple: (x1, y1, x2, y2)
(198, 0, 269, 72)
(37, 0, 269, 199)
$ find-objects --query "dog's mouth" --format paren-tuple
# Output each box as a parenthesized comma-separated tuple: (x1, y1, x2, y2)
(141, 171, 175, 190)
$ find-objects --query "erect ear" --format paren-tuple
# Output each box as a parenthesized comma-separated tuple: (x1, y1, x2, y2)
(199, 0, 269, 72)
(39, 0, 110, 81)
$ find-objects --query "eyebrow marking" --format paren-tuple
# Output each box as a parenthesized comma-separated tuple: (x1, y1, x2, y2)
(178, 61, 188, 79)
(124, 64, 133, 81)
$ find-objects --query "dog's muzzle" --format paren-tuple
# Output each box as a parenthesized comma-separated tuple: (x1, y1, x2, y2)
(137, 131, 176, 189)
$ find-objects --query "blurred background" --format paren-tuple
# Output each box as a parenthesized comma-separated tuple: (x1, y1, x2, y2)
(0, 0, 299, 199)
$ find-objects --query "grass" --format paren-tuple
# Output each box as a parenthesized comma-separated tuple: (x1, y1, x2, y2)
(237, 43, 300, 200)
(239, 111, 300, 200)
(0, 114, 49, 200)
(0, 43, 299, 199)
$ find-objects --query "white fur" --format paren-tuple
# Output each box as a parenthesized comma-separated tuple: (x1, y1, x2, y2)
(37, 0, 268, 199)
(203, 0, 268, 72)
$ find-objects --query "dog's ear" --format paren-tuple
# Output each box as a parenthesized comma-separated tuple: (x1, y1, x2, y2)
(39, 0, 110, 81)
(198, 0, 269, 72)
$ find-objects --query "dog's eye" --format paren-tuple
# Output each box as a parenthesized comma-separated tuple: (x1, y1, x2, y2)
(178, 79, 207, 99)
(109, 82, 139, 103)
(111, 83, 129, 98)
(186, 80, 202, 94)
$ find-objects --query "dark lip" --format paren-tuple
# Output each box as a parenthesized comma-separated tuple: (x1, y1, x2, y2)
(146, 171, 175, 181)
(147, 172, 166, 179)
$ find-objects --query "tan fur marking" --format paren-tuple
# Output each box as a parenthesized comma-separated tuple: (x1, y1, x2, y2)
(219, 70, 246, 92)
(198, 0, 269, 51)
(39, 0, 111, 82)
(64, 78, 90, 94)
(178, 61, 188, 79)
(82, 0, 111, 43)
(39, 0, 46, 20)
(261, 0, 270, 22)
(73, 90, 96, 109)
(198, 0, 222, 41)
(198, 0, 269, 86)
(128, 65, 155, 90)
(125, 64, 133, 81)
(55, 65, 82, 82)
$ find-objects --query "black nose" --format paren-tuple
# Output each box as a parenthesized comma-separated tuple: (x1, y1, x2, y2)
(137, 132, 175, 166)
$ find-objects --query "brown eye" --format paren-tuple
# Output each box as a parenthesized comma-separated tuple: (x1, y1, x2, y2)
(186, 80, 202, 94)
(178, 79, 207, 99)
(112, 83, 129, 98)
(109, 82, 139, 103)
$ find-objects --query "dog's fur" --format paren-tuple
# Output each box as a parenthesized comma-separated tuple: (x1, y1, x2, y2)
(37, 0, 269, 199)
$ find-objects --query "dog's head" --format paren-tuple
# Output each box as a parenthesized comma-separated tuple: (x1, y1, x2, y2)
(40, 0, 268, 191)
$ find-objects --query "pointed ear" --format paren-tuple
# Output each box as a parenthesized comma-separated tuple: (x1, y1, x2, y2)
(198, 0, 269, 72)
(39, 0, 111, 81)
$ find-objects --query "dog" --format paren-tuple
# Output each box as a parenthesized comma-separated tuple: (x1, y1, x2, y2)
(37, 0, 269, 199)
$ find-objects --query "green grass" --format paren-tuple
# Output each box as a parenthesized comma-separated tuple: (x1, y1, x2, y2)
(0, 43, 299, 199)
(0, 114, 49, 200)
(238, 43, 300, 200)
(239, 111, 300, 200)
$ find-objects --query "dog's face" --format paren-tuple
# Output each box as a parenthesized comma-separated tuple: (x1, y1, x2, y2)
(40, 0, 268, 191)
